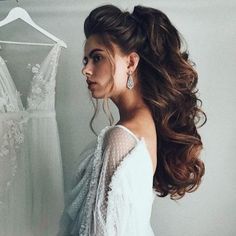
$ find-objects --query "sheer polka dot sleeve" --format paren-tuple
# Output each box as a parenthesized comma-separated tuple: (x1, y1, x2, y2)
(91, 126, 138, 235)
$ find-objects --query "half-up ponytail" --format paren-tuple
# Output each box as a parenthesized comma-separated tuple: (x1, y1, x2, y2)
(84, 4, 206, 200)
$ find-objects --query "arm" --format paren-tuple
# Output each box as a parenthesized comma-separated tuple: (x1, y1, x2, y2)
(92, 126, 137, 235)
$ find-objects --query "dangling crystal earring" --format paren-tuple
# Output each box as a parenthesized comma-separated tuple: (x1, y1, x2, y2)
(127, 71, 134, 89)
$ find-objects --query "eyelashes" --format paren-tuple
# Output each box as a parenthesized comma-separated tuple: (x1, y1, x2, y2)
(82, 54, 102, 66)
(82, 57, 88, 65)
(93, 54, 102, 63)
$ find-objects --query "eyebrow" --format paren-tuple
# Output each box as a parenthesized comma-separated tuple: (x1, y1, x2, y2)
(84, 48, 104, 58)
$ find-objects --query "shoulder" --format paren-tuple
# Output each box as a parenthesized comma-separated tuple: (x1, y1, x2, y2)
(102, 126, 138, 154)
(116, 116, 157, 171)
(116, 119, 156, 143)
(104, 125, 137, 146)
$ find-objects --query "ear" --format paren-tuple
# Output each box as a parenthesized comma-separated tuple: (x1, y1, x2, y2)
(127, 52, 140, 73)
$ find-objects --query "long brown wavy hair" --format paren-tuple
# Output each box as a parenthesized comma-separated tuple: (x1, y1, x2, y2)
(83, 4, 207, 200)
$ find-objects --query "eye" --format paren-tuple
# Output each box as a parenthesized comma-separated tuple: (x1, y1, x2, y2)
(93, 54, 102, 63)
(82, 57, 88, 66)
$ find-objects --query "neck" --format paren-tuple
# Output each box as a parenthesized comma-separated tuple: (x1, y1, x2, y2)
(110, 87, 149, 122)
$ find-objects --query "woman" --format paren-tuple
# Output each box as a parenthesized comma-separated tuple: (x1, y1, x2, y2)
(58, 4, 206, 236)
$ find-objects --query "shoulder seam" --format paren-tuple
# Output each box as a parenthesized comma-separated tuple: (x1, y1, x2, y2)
(114, 125, 139, 142)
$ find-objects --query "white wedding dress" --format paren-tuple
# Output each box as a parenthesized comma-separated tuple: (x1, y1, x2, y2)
(58, 125, 156, 236)
(0, 43, 64, 236)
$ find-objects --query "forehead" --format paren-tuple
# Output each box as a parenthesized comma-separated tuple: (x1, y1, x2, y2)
(83, 35, 123, 57)
(84, 35, 104, 53)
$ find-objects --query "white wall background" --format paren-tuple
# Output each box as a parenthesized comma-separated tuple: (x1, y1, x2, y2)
(0, 0, 235, 235)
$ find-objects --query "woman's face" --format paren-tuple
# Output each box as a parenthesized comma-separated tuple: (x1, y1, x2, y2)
(82, 35, 129, 99)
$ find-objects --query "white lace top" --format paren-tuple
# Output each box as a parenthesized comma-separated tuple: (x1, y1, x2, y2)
(58, 124, 156, 236)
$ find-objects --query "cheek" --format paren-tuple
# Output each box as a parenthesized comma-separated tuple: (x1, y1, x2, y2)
(113, 60, 127, 88)
(96, 61, 112, 79)
(94, 63, 113, 94)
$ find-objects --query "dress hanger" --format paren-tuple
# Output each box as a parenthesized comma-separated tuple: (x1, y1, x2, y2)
(0, 6, 67, 48)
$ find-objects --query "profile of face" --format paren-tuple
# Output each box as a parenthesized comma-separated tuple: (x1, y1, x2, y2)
(82, 34, 139, 99)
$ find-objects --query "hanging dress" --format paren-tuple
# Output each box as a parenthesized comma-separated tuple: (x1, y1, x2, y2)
(0, 43, 64, 236)
(58, 124, 156, 236)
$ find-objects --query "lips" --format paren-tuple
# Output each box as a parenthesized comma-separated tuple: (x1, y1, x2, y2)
(86, 80, 96, 85)
(87, 80, 97, 90)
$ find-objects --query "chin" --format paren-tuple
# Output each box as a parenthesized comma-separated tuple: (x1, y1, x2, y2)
(89, 88, 109, 99)
(90, 91, 105, 99)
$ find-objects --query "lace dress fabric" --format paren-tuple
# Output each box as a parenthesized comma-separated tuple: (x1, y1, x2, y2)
(58, 125, 155, 236)
(0, 43, 64, 236)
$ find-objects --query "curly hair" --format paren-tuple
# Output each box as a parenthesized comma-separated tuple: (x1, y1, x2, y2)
(83, 4, 207, 200)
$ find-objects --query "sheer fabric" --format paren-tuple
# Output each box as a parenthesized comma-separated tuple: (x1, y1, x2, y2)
(0, 43, 64, 236)
(58, 125, 155, 236)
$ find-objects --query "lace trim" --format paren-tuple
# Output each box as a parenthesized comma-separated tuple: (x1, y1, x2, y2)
(0, 95, 16, 112)
(78, 126, 111, 235)
(27, 74, 56, 110)
(27, 49, 59, 111)
(0, 44, 61, 112)
(0, 116, 27, 207)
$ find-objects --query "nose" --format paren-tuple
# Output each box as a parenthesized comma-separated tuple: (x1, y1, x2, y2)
(81, 65, 93, 78)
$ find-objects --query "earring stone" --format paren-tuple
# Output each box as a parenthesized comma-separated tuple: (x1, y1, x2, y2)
(127, 73, 134, 89)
